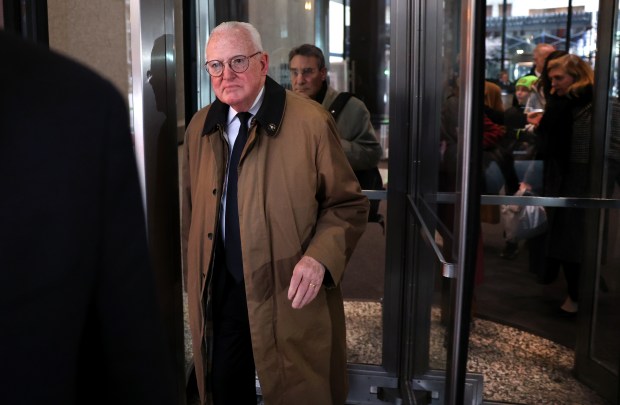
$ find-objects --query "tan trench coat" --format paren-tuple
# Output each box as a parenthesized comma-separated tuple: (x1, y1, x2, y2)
(181, 76, 369, 405)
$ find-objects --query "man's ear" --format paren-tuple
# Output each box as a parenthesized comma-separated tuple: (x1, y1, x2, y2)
(260, 53, 270, 74)
(320, 67, 328, 81)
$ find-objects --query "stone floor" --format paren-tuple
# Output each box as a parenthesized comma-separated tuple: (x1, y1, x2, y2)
(184, 298, 611, 404)
(345, 301, 611, 405)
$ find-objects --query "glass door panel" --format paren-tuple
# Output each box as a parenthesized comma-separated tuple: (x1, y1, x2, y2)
(408, 0, 484, 402)
(476, 1, 619, 403)
(426, 0, 462, 372)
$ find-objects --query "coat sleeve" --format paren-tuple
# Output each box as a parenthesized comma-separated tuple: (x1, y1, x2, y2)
(180, 128, 192, 287)
(336, 97, 383, 171)
(482, 113, 505, 149)
(304, 116, 370, 286)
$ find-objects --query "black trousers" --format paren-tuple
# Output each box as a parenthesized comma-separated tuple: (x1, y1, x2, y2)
(211, 247, 256, 405)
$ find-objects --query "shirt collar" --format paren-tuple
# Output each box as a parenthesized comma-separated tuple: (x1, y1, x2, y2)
(201, 76, 286, 138)
(227, 86, 265, 126)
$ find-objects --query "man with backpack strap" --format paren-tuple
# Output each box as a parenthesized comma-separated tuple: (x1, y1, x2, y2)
(289, 44, 384, 227)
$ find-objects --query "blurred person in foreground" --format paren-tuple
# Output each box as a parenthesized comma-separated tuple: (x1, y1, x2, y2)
(0, 31, 176, 404)
(181, 22, 368, 404)
(496, 69, 515, 94)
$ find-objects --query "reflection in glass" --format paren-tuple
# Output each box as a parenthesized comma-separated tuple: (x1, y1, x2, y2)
(475, 1, 611, 403)
(593, 207, 620, 374)
(484, 1, 597, 84)
(432, 0, 464, 372)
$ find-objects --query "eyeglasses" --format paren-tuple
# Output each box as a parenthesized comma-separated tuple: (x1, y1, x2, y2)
(204, 52, 262, 77)
(289, 68, 317, 77)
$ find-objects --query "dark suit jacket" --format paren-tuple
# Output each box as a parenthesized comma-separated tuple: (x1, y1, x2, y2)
(0, 31, 176, 404)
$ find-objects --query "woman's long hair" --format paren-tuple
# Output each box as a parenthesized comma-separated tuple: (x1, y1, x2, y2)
(484, 81, 504, 112)
(484, 81, 505, 124)
(547, 54, 594, 98)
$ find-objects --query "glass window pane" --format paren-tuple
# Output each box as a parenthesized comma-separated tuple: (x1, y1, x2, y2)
(329, 0, 344, 56)
(486, 2, 600, 83)
(475, 1, 614, 402)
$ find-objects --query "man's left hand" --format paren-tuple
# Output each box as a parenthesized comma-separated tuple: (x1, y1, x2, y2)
(288, 256, 325, 309)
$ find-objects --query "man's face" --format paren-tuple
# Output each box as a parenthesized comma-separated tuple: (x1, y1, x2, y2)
(533, 47, 553, 74)
(206, 31, 268, 111)
(289, 55, 327, 99)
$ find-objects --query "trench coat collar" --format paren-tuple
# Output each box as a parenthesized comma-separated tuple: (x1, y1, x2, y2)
(201, 75, 285, 138)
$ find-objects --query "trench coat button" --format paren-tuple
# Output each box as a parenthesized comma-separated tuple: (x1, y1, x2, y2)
(212, 188, 217, 195)
(207, 232, 213, 240)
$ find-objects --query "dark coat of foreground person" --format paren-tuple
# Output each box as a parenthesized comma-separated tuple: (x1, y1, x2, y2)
(0, 31, 177, 405)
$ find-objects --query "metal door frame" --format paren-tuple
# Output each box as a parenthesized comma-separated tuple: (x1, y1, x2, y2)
(573, 0, 620, 402)
(391, 0, 486, 402)
(129, 0, 186, 403)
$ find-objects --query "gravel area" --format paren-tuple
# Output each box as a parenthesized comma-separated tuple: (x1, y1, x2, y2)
(182, 297, 610, 404)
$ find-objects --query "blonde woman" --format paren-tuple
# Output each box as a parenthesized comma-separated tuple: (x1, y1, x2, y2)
(532, 54, 594, 316)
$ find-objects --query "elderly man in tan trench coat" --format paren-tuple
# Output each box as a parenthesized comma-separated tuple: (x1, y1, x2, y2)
(181, 21, 369, 405)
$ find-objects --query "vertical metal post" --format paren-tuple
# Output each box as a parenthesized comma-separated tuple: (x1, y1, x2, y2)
(182, 0, 198, 124)
(445, 0, 484, 402)
(566, 0, 573, 52)
(314, 0, 324, 52)
(500, 0, 507, 71)
(2, 0, 48, 44)
(129, 0, 185, 402)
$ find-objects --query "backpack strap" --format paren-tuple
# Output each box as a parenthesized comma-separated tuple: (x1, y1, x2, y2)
(328, 92, 354, 121)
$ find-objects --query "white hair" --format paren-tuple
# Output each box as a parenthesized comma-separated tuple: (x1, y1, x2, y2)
(209, 21, 263, 52)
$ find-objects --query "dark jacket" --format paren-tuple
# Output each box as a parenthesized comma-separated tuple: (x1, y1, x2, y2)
(504, 104, 527, 135)
(537, 86, 593, 198)
(0, 31, 176, 404)
(536, 85, 593, 262)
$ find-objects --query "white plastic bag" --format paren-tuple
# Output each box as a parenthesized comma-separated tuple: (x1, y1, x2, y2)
(501, 189, 548, 241)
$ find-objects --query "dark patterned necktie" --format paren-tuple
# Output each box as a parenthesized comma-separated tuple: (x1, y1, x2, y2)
(224, 112, 252, 283)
